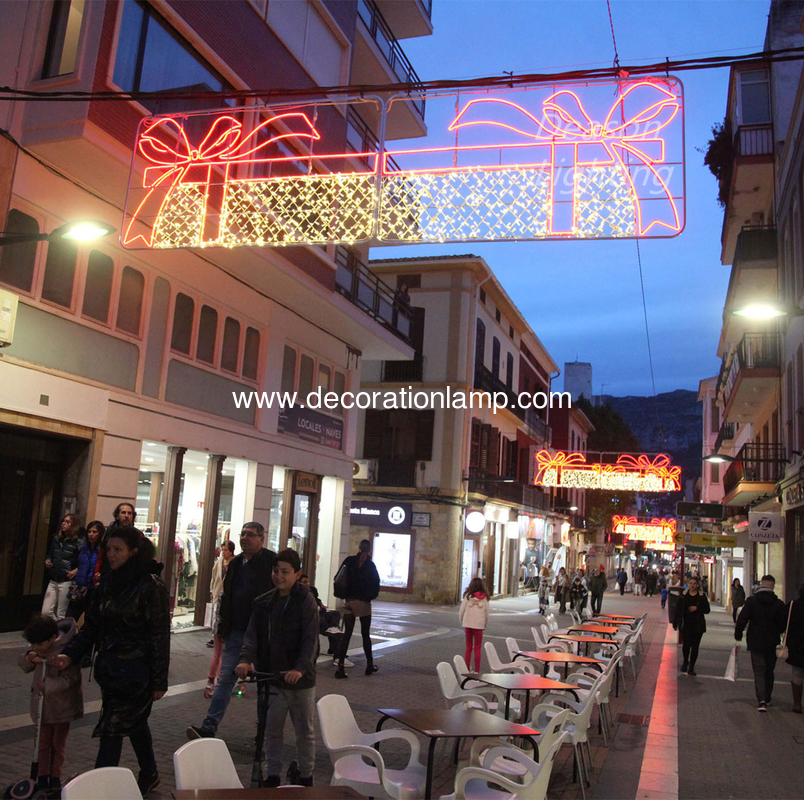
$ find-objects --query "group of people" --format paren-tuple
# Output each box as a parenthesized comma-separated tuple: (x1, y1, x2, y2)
(551, 565, 608, 615)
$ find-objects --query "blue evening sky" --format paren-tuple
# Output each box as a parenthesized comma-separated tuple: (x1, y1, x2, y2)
(369, 0, 771, 397)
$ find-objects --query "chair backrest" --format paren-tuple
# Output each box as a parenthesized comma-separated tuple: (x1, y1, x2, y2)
(505, 637, 520, 662)
(317, 694, 365, 753)
(527, 732, 570, 800)
(62, 768, 142, 800)
(437, 660, 462, 701)
(582, 606, 593, 619)
(484, 640, 507, 672)
(570, 610, 582, 625)
(532, 625, 548, 648)
(573, 674, 605, 728)
(453, 653, 471, 683)
(535, 706, 570, 759)
(546, 613, 559, 631)
(173, 738, 243, 790)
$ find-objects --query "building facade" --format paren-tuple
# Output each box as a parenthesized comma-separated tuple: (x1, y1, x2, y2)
(0, 0, 433, 629)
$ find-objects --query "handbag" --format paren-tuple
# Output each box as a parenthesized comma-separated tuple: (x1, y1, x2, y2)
(68, 584, 87, 602)
(333, 561, 349, 599)
(777, 602, 793, 660)
(724, 644, 739, 682)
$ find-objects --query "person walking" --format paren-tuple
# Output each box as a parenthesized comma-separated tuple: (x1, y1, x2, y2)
(589, 566, 607, 615)
(66, 520, 104, 623)
(735, 574, 788, 711)
(459, 577, 489, 672)
(570, 575, 588, 614)
(617, 568, 627, 596)
(647, 570, 658, 598)
(204, 540, 235, 698)
(334, 540, 381, 679)
(187, 523, 276, 738)
(42, 514, 83, 621)
(554, 567, 569, 614)
(659, 571, 668, 609)
(786, 583, 804, 714)
(730, 577, 746, 624)
(537, 564, 553, 614)
(673, 576, 710, 676)
(56, 527, 169, 797)
(93, 502, 137, 583)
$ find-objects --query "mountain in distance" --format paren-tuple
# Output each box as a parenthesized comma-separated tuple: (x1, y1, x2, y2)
(595, 389, 703, 492)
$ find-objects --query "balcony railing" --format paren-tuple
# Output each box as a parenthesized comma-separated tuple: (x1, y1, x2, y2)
(734, 123, 773, 157)
(523, 408, 551, 445)
(722, 442, 785, 495)
(468, 468, 551, 511)
(357, 0, 425, 117)
(376, 459, 417, 487)
(346, 108, 401, 171)
(382, 358, 423, 382)
(335, 247, 412, 343)
(720, 331, 781, 409)
(714, 422, 736, 454)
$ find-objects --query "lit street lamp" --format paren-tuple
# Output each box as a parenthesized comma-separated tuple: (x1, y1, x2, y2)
(0, 219, 115, 247)
(730, 302, 804, 320)
(702, 453, 735, 464)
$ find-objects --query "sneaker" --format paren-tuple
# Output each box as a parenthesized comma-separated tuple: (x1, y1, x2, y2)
(186, 725, 215, 739)
(334, 668, 348, 679)
(263, 775, 281, 788)
(206, 639, 214, 648)
(687, 670, 697, 676)
(758, 702, 768, 712)
(137, 772, 160, 797)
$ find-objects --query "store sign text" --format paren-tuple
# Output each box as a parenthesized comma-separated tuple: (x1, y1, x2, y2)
(612, 515, 675, 550)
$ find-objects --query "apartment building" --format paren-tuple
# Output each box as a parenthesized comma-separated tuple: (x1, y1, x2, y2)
(0, 0, 433, 629)
(347, 254, 572, 604)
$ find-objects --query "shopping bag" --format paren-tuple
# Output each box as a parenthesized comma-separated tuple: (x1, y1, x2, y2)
(724, 644, 739, 682)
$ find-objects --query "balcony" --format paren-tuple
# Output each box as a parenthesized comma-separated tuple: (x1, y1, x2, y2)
(376, 459, 417, 487)
(523, 409, 551, 445)
(719, 332, 781, 423)
(353, 0, 427, 141)
(374, 0, 433, 40)
(382, 358, 423, 382)
(722, 442, 785, 506)
(335, 247, 412, 343)
(468, 468, 551, 511)
(714, 422, 736, 454)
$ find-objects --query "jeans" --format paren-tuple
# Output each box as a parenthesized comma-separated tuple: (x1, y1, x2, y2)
(682, 630, 703, 671)
(750, 649, 777, 703)
(95, 723, 156, 776)
(42, 580, 72, 620)
(591, 593, 603, 615)
(264, 686, 316, 779)
(203, 630, 245, 732)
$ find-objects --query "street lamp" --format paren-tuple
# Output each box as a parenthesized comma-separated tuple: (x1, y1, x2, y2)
(703, 453, 735, 464)
(0, 219, 115, 247)
(730, 301, 804, 320)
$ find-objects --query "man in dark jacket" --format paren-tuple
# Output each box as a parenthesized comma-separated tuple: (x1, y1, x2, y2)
(187, 522, 276, 738)
(787, 583, 804, 713)
(735, 574, 788, 711)
(589, 567, 607, 614)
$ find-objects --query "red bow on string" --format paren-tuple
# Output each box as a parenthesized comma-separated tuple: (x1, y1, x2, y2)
(616, 453, 681, 489)
(533, 449, 590, 484)
(123, 113, 321, 247)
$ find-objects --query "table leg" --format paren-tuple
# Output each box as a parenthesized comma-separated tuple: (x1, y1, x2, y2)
(505, 689, 511, 719)
(425, 737, 437, 800)
(524, 689, 531, 721)
(375, 715, 389, 753)
(543, 663, 549, 678)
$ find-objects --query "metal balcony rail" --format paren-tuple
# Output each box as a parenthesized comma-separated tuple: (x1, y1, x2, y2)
(722, 442, 785, 495)
(733, 122, 773, 157)
(720, 331, 781, 409)
(376, 459, 417, 487)
(357, 0, 425, 117)
(523, 408, 550, 444)
(335, 247, 412, 343)
(714, 422, 736, 454)
(468, 467, 551, 511)
(382, 357, 423, 382)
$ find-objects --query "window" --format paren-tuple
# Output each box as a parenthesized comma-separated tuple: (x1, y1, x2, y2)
(196, 305, 218, 363)
(739, 69, 770, 125)
(242, 327, 260, 380)
(506, 352, 514, 390)
(479, 288, 486, 305)
(363, 409, 434, 461)
(116, 266, 144, 335)
(397, 274, 421, 289)
(82, 250, 114, 322)
(475, 319, 485, 369)
(495, 308, 501, 323)
(317, 364, 330, 392)
(42, 0, 85, 78)
(171, 292, 194, 353)
(281, 346, 296, 394)
(710, 399, 719, 434)
(41, 238, 78, 308)
(492, 337, 501, 379)
(0, 209, 39, 292)
(298, 354, 314, 400)
(221, 317, 240, 373)
(113, 0, 232, 115)
(333, 371, 346, 415)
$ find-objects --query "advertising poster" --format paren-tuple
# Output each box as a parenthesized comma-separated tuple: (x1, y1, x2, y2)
(373, 531, 412, 590)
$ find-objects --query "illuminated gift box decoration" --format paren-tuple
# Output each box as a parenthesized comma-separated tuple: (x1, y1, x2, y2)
(612, 515, 676, 550)
(533, 450, 681, 493)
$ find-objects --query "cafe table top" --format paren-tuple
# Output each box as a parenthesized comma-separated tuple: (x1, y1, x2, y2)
(173, 788, 362, 799)
(377, 707, 539, 738)
(463, 672, 579, 693)
(594, 614, 637, 621)
(514, 651, 603, 666)
(548, 634, 615, 645)
(569, 624, 619, 636)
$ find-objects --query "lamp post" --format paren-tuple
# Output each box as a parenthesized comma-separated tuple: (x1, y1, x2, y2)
(0, 219, 116, 246)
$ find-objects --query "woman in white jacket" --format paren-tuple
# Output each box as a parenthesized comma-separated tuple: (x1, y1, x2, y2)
(459, 577, 490, 672)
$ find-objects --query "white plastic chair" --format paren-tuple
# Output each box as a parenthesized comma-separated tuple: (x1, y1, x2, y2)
(569, 609, 582, 626)
(581, 606, 593, 619)
(438, 661, 508, 718)
(546, 613, 559, 632)
(508, 636, 563, 680)
(531, 625, 571, 654)
(173, 738, 243, 790)
(451, 656, 522, 719)
(317, 694, 426, 800)
(484, 640, 534, 674)
(439, 732, 569, 800)
(62, 767, 142, 800)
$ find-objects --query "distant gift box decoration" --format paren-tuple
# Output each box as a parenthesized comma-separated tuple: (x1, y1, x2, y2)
(534, 450, 681, 492)
(612, 515, 676, 549)
(122, 78, 684, 249)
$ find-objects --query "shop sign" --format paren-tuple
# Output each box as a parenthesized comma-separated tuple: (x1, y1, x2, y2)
(748, 511, 783, 542)
(676, 501, 723, 519)
(295, 472, 318, 492)
(783, 480, 804, 510)
(278, 406, 343, 450)
(372, 531, 412, 590)
(350, 502, 412, 530)
(412, 512, 430, 528)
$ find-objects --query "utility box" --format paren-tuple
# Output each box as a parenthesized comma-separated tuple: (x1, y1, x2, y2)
(0, 289, 19, 347)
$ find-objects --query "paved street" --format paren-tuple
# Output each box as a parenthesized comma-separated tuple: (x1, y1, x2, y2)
(1, 592, 802, 798)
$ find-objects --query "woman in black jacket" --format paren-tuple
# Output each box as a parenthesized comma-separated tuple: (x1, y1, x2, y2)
(787, 583, 804, 713)
(56, 527, 170, 797)
(42, 514, 83, 620)
(731, 577, 746, 623)
(334, 539, 380, 679)
(673, 576, 710, 676)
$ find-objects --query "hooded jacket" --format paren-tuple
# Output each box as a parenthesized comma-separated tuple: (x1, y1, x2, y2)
(18, 618, 83, 725)
(47, 533, 82, 582)
(75, 539, 101, 589)
(239, 582, 319, 690)
(735, 587, 788, 652)
(459, 592, 489, 630)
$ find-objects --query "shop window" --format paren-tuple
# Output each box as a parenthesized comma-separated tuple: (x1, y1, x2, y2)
(82, 249, 114, 322)
(242, 327, 260, 380)
(116, 265, 144, 335)
(281, 346, 297, 394)
(221, 317, 240, 373)
(0, 209, 39, 293)
(41, 237, 78, 308)
(196, 304, 218, 364)
(42, 0, 85, 78)
(171, 292, 194, 354)
(298, 354, 314, 400)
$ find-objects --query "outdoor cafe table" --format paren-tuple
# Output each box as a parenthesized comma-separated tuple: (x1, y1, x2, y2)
(568, 624, 618, 638)
(595, 614, 637, 624)
(548, 634, 615, 655)
(461, 672, 581, 720)
(174, 788, 362, 799)
(513, 650, 604, 679)
(376, 707, 539, 799)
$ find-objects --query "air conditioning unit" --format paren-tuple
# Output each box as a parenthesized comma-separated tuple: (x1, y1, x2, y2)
(353, 459, 377, 483)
